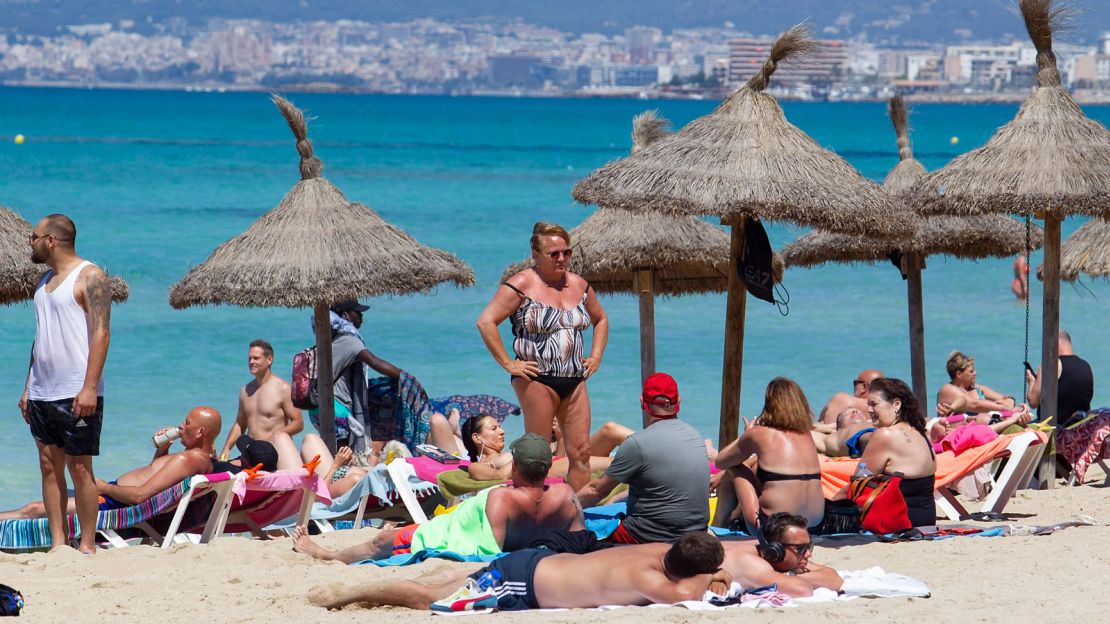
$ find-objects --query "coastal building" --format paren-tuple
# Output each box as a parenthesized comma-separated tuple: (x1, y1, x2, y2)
(727, 37, 847, 95)
(625, 26, 661, 65)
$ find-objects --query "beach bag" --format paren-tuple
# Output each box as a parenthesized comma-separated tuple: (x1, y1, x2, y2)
(849, 474, 912, 534)
(291, 346, 319, 410)
(816, 498, 861, 535)
(0, 584, 24, 616)
(739, 218, 776, 303)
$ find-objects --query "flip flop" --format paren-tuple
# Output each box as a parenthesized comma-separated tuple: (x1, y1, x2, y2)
(960, 511, 1006, 522)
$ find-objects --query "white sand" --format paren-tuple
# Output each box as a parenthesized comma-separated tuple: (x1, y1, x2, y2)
(2, 467, 1107, 623)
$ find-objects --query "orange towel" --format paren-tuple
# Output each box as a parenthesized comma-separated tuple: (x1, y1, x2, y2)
(820, 431, 1048, 498)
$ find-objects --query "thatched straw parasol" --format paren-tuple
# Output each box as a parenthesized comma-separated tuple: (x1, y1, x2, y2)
(910, 0, 1110, 483)
(1, 204, 129, 305)
(1034, 219, 1110, 282)
(572, 25, 913, 445)
(169, 95, 475, 452)
(504, 111, 771, 408)
(783, 96, 1043, 406)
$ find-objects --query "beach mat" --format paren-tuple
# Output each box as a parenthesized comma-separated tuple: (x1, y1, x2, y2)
(358, 548, 501, 567)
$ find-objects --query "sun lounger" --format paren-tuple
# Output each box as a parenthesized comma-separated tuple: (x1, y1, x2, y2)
(820, 430, 1048, 522)
(160, 469, 331, 548)
(266, 462, 439, 533)
(0, 477, 207, 552)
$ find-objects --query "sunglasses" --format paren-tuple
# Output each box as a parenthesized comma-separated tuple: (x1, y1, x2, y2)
(547, 249, 572, 259)
(782, 542, 814, 556)
(853, 379, 867, 386)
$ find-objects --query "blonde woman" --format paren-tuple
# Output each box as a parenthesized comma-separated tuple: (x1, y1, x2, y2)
(712, 377, 824, 535)
(476, 222, 609, 491)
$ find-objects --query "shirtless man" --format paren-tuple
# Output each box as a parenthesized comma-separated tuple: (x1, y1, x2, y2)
(721, 512, 843, 598)
(811, 407, 877, 458)
(219, 339, 302, 470)
(819, 369, 883, 424)
(307, 531, 730, 612)
(0, 406, 221, 519)
(292, 433, 583, 563)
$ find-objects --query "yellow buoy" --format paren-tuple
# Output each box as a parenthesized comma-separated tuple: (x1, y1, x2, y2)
(949, 136, 959, 146)
(14, 134, 25, 145)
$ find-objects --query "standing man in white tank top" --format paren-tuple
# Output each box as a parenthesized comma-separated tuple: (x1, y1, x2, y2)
(18, 214, 112, 554)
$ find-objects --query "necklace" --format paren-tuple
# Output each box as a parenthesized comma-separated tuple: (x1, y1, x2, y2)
(521, 487, 546, 504)
(533, 267, 567, 290)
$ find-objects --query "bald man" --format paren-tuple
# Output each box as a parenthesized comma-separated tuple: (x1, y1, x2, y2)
(818, 369, 883, 425)
(0, 407, 221, 521)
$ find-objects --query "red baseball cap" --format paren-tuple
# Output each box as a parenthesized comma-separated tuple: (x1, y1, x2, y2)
(641, 372, 680, 416)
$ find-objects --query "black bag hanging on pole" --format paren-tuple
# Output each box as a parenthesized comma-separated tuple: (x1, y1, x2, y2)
(739, 217, 776, 303)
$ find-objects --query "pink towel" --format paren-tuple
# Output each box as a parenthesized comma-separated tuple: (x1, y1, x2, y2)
(934, 423, 999, 454)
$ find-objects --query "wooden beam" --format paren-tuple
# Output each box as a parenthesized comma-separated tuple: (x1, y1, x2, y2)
(313, 303, 337, 455)
(636, 269, 657, 427)
(719, 220, 747, 447)
(1039, 215, 1061, 489)
(905, 252, 928, 410)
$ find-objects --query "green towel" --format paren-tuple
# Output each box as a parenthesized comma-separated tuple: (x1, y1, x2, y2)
(437, 468, 504, 498)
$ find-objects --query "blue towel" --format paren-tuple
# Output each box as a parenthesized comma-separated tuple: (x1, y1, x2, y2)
(358, 549, 503, 567)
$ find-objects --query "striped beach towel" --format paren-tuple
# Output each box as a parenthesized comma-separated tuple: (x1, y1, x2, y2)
(0, 479, 194, 551)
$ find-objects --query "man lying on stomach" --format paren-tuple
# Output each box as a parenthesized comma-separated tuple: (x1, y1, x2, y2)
(307, 531, 730, 611)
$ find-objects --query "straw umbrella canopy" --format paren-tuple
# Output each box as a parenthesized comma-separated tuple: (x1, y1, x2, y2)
(783, 96, 1044, 406)
(572, 25, 914, 445)
(504, 111, 763, 407)
(169, 95, 475, 452)
(1, 204, 129, 305)
(911, 0, 1110, 477)
(1052, 219, 1110, 282)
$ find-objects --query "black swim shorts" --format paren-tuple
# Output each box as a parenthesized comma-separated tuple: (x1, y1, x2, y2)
(27, 397, 104, 456)
(468, 548, 558, 611)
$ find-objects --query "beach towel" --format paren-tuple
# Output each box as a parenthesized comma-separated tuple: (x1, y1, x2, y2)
(360, 549, 502, 567)
(428, 394, 521, 425)
(934, 423, 999, 454)
(266, 464, 437, 530)
(1056, 408, 1110, 483)
(820, 431, 1048, 498)
(0, 478, 196, 551)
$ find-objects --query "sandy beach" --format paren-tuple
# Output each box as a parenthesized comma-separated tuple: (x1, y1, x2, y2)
(1, 465, 1106, 623)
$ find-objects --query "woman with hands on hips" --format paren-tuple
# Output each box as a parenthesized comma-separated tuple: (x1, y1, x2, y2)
(476, 222, 609, 490)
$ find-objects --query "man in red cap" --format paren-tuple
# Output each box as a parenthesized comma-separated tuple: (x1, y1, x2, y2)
(576, 372, 710, 543)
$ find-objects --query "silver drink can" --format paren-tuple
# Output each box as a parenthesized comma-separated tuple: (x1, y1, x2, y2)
(152, 426, 182, 448)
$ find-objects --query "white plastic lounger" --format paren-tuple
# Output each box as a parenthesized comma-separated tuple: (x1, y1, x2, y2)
(934, 430, 1046, 521)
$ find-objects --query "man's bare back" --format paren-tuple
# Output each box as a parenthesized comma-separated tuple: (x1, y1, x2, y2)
(534, 544, 709, 607)
(489, 482, 585, 550)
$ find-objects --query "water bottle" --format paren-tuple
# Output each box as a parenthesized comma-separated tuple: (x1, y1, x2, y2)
(152, 426, 181, 448)
(852, 461, 873, 480)
(475, 569, 502, 591)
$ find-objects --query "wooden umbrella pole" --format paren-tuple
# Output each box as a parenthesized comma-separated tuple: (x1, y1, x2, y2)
(636, 269, 657, 427)
(905, 252, 928, 410)
(313, 303, 338, 454)
(1039, 215, 1061, 489)
(719, 219, 747, 447)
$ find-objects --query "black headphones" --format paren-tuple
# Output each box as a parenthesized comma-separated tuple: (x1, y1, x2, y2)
(756, 529, 785, 564)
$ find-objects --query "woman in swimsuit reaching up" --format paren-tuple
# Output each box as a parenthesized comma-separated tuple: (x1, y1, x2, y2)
(477, 222, 609, 491)
(712, 377, 824, 535)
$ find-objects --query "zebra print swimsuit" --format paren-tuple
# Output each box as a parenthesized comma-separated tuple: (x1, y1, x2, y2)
(503, 281, 592, 398)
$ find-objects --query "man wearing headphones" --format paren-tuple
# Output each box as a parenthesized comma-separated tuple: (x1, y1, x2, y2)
(722, 512, 843, 597)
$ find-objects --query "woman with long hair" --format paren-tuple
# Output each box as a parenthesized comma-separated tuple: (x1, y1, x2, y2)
(712, 377, 824, 535)
(462, 415, 623, 482)
(476, 222, 609, 490)
(860, 377, 937, 527)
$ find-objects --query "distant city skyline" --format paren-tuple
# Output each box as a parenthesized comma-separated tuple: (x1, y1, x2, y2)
(2, 12, 1110, 102)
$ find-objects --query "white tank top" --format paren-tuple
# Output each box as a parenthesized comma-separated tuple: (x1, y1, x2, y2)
(27, 260, 104, 401)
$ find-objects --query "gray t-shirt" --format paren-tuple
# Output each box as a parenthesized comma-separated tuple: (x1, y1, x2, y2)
(606, 418, 710, 543)
(330, 333, 364, 409)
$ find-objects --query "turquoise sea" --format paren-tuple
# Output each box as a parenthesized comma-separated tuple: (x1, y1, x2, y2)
(1, 87, 1108, 509)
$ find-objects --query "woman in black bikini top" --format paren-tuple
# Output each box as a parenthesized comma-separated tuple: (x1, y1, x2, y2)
(476, 222, 609, 491)
(860, 378, 937, 528)
(711, 378, 826, 535)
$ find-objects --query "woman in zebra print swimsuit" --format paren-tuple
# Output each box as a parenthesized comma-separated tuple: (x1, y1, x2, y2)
(477, 222, 609, 491)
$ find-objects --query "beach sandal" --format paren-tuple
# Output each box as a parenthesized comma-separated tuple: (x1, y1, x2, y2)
(876, 528, 925, 543)
(960, 511, 1007, 522)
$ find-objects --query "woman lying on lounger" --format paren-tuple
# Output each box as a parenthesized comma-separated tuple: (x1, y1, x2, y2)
(462, 415, 630, 481)
(300, 433, 368, 499)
